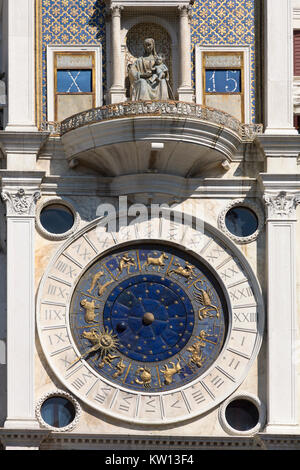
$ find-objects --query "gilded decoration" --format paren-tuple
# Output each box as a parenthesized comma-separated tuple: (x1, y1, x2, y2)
(37, 0, 256, 126)
(69, 244, 228, 393)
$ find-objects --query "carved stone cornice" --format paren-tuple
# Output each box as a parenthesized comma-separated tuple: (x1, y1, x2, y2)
(1, 187, 41, 217)
(263, 191, 300, 219)
(0, 429, 50, 450)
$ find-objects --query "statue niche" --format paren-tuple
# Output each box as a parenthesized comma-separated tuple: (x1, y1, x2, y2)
(125, 24, 174, 101)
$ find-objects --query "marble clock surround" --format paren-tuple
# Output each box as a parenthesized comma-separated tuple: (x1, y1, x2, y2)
(36, 203, 264, 431)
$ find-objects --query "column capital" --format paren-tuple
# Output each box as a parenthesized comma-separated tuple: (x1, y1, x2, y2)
(178, 4, 191, 16)
(1, 187, 41, 217)
(110, 4, 124, 16)
(263, 191, 300, 219)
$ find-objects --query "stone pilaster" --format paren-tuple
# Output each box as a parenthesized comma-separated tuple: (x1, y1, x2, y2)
(264, 0, 298, 134)
(263, 189, 300, 433)
(0, 174, 44, 430)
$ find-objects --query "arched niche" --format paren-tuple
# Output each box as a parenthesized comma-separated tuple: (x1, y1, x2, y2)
(106, 14, 179, 101)
(124, 22, 174, 99)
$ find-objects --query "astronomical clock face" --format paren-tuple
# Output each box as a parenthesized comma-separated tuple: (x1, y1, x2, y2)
(37, 219, 263, 425)
(69, 244, 227, 394)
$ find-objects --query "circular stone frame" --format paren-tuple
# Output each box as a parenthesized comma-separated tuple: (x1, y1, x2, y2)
(36, 197, 80, 241)
(36, 211, 264, 426)
(35, 389, 81, 432)
(218, 199, 264, 244)
(218, 392, 266, 436)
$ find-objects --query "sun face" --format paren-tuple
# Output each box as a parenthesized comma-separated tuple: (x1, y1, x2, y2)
(98, 327, 119, 355)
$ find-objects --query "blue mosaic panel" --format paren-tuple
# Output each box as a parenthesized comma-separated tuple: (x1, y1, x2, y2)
(39, 0, 106, 123)
(190, 0, 256, 121)
(69, 244, 227, 393)
(205, 69, 241, 93)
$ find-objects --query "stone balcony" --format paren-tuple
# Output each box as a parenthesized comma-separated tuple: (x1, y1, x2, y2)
(45, 101, 263, 177)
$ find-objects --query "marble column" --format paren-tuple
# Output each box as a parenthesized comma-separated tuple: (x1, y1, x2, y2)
(1, 178, 43, 429)
(263, 190, 300, 433)
(177, 5, 193, 103)
(108, 6, 125, 104)
(264, 0, 298, 134)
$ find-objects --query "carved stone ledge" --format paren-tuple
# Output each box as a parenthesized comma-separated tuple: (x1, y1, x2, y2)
(0, 429, 50, 450)
(38, 433, 266, 451)
(56, 101, 263, 141)
(263, 191, 300, 219)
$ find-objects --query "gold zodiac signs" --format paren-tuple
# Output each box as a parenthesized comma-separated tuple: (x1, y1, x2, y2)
(98, 278, 114, 297)
(135, 367, 152, 388)
(160, 360, 181, 385)
(87, 269, 105, 294)
(193, 282, 220, 320)
(169, 262, 197, 281)
(112, 358, 126, 378)
(87, 269, 114, 297)
(98, 353, 119, 369)
(117, 254, 137, 276)
(142, 252, 168, 271)
(80, 298, 99, 324)
(187, 331, 207, 368)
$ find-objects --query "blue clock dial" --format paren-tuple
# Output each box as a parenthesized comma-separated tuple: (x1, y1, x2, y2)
(69, 244, 228, 392)
(103, 274, 195, 362)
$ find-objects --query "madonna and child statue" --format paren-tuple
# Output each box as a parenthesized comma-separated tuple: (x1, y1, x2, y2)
(128, 38, 173, 101)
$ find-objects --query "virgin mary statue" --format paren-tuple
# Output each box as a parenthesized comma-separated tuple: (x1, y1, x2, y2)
(128, 38, 170, 101)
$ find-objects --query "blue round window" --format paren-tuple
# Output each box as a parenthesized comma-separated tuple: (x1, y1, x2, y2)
(40, 204, 75, 234)
(225, 399, 259, 432)
(41, 396, 76, 428)
(225, 206, 258, 238)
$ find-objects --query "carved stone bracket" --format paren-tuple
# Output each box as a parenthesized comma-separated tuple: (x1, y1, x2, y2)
(1, 188, 41, 216)
(263, 191, 300, 219)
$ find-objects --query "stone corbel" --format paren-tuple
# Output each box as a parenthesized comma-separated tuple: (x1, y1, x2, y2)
(263, 191, 300, 219)
(1, 187, 41, 217)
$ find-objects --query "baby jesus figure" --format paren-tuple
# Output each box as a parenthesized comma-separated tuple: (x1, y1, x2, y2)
(149, 55, 169, 86)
